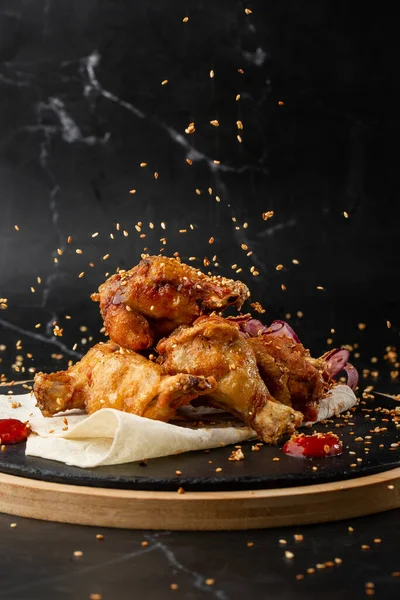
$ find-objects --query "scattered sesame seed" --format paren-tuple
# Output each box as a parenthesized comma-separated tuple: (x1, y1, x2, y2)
(182, 16, 189, 22)
(170, 583, 179, 591)
(73, 550, 83, 557)
(285, 551, 294, 559)
(96, 534, 104, 540)
(247, 542, 254, 547)
(141, 541, 149, 547)
(210, 70, 215, 78)
(10, 523, 17, 528)
(161, 80, 168, 85)
(177, 487, 185, 494)
(245, 8, 253, 14)
(205, 579, 215, 586)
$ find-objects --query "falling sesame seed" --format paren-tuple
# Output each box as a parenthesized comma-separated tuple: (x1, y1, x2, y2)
(129, 189, 137, 194)
(205, 579, 215, 586)
(237, 135, 243, 143)
(186, 158, 193, 165)
(170, 583, 179, 591)
(373, 538, 382, 544)
(76, 249, 83, 254)
(161, 222, 166, 230)
(296, 574, 304, 580)
(358, 322, 366, 330)
(141, 541, 149, 547)
(37, 277, 41, 284)
(279, 539, 287, 545)
(78, 272, 85, 278)
(14, 225, 20, 231)
(102, 254, 110, 261)
(89, 594, 103, 600)
(285, 551, 294, 559)
(57, 248, 63, 255)
(30, 287, 35, 293)
(177, 487, 185, 494)
(10, 523, 17, 528)
(245, 8, 253, 14)
(294, 534, 304, 542)
(238, 69, 244, 74)
(343, 211, 349, 218)
(210, 70, 215, 78)
(96, 534, 104, 540)
(67, 236, 72, 243)
(348, 526, 354, 532)
(278, 100, 284, 106)
(236, 94, 241, 101)
(213, 159, 220, 164)
(276, 264, 283, 271)
(262, 211, 274, 220)
(35, 323, 41, 328)
(361, 545, 370, 550)
(215, 467, 222, 472)
(182, 16, 189, 22)
(247, 542, 254, 547)
(292, 259, 300, 265)
(161, 79, 168, 85)
(140, 162, 147, 167)
(210, 120, 219, 127)
(316, 286, 324, 290)
(73, 550, 83, 557)
(387, 320, 392, 328)
(185, 122, 195, 134)
(387, 484, 395, 490)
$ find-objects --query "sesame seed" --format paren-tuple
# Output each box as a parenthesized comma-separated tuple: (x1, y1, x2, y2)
(245, 8, 253, 14)
(141, 541, 148, 547)
(73, 550, 83, 557)
(343, 211, 349, 218)
(177, 487, 185, 494)
(170, 583, 179, 591)
(10, 523, 17, 528)
(210, 120, 219, 127)
(96, 534, 104, 540)
(140, 162, 147, 167)
(210, 70, 215, 78)
(78, 272, 85, 278)
(236, 94, 241, 101)
(205, 579, 215, 586)
(182, 16, 189, 22)
(279, 539, 287, 545)
(161, 80, 168, 85)
(285, 551, 294, 559)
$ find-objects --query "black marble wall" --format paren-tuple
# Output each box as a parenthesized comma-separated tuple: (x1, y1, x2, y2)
(0, 1, 398, 375)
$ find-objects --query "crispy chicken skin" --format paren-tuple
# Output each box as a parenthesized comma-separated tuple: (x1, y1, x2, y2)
(34, 341, 216, 421)
(157, 316, 303, 444)
(91, 255, 250, 351)
(248, 335, 330, 420)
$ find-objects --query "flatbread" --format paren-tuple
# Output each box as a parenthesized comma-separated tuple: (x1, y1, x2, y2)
(0, 385, 357, 468)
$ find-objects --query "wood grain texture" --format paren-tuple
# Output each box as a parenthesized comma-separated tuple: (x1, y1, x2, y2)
(0, 469, 400, 530)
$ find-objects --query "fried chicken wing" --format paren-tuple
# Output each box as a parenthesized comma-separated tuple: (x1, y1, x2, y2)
(248, 334, 329, 421)
(157, 316, 302, 444)
(34, 341, 216, 421)
(92, 255, 250, 351)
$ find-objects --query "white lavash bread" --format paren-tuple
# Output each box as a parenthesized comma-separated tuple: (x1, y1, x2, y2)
(0, 385, 357, 468)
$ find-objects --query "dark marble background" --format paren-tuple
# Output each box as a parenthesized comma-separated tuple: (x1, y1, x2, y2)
(0, 0, 399, 378)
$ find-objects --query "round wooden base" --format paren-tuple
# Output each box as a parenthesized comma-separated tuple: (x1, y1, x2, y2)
(1, 468, 400, 530)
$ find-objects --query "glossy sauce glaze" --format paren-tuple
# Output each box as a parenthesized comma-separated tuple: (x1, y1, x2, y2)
(283, 432, 343, 458)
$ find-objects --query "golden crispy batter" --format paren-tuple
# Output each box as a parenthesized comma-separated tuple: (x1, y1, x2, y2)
(92, 255, 250, 351)
(157, 316, 302, 444)
(248, 335, 329, 420)
(34, 341, 216, 421)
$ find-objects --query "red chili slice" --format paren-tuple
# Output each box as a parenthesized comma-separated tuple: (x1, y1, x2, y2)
(0, 419, 31, 444)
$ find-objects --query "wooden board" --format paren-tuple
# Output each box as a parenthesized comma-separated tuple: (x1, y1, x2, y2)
(1, 468, 399, 530)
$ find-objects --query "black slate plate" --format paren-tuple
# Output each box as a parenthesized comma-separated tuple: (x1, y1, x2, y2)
(1, 386, 399, 491)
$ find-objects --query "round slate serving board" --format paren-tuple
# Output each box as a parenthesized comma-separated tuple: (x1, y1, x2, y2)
(1, 386, 400, 529)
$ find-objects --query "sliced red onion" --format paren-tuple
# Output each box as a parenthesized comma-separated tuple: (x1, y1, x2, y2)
(343, 362, 359, 390)
(322, 348, 350, 378)
(267, 320, 301, 343)
(321, 348, 359, 390)
(241, 319, 270, 337)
